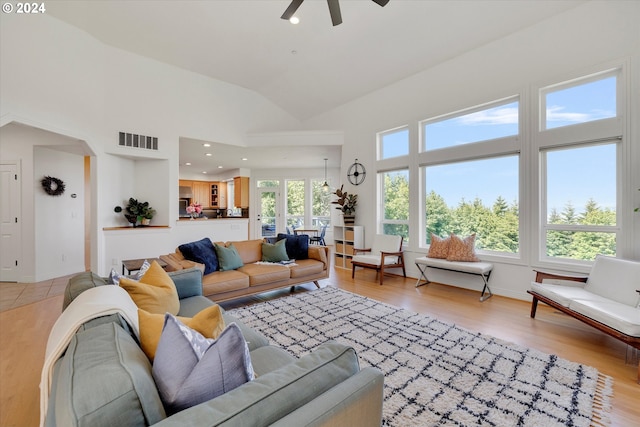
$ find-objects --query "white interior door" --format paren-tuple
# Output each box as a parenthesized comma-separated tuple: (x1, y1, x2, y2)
(0, 162, 20, 281)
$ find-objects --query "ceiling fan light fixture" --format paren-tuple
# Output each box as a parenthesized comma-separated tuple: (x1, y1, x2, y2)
(282, 0, 388, 26)
(289, 16, 299, 24)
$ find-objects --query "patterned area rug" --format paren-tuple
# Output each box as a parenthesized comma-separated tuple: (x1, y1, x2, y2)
(228, 286, 613, 426)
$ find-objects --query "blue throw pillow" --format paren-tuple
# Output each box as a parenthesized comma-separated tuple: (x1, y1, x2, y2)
(178, 238, 218, 275)
(152, 315, 254, 415)
(214, 243, 244, 271)
(276, 233, 309, 260)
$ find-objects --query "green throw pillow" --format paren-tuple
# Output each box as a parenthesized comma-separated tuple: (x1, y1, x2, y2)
(262, 239, 289, 263)
(214, 243, 244, 271)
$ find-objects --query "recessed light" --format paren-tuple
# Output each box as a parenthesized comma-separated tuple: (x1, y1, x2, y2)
(241, 157, 248, 161)
(203, 143, 211, 147)
(218, 165, 223, 169)
(185, 162, 192, 166)
(202, 171, 207, 174)
(206, 153, 212, 156)
(289, 16, 299, 24)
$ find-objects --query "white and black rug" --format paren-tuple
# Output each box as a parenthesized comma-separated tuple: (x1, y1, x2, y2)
(228, 286, 613, 426)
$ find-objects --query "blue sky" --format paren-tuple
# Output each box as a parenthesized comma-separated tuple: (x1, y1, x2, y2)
(384, 76, 617, 215)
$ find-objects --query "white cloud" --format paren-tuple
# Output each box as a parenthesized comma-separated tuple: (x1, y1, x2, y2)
(546, 106, 615, 123)
(457, 107, 519, 126)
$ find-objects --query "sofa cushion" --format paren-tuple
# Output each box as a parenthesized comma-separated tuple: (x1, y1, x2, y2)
(120, 261, 180, 315)
(289, 259, 324, 278)
(202, 270, 250, 295)
(277, 233, 309, 260)
(63, 272, 107, 311)
(179, 238, 218, 275)
(227, 239, 264, 264)
(150, 341, 360, 426)
(237, 263, 291, 286)
(139, 305, 226, 361)
(52, 322, 165, 427)
(262, 239, 289, 262)
(585, 255, 640, 306)
(153, 317, 254, 415)
(215, 243, 245, 271)
(530, 281, 601, 308)
(249, 345, 296, 376)
(568, 299, 640, 337)
(223, 313, 270, 351)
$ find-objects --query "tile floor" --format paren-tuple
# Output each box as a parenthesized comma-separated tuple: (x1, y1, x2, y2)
(0, 273, 80, 312)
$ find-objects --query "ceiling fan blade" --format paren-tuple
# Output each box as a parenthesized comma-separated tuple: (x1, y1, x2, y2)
(371, 0, 390, 6)
(327, 0, 342, 26)
(281, 0, 304, 20)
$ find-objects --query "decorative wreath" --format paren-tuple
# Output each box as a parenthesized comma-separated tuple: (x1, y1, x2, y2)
(41, 176, 66, 196)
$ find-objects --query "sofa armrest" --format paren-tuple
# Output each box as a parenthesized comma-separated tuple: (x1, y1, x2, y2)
(269, 367, 383, 427)
(167, 267, 204, 299)
(308, 246, 329, 269)
(533, 269, 588, 284)
(151, 341, 361, 427)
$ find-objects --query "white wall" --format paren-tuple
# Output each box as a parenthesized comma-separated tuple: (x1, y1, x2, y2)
(0, 124, 89, 281)
(0, 12, 301, 279)
(303, 1, 640, 300)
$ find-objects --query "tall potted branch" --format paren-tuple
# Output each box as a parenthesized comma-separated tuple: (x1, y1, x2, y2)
(332, 185, 357, 225)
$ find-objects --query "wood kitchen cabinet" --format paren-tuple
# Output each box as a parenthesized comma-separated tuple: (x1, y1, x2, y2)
(234, 176, 249, 208)
(217, 182, 227, 208)
(191, 181, 212, 207)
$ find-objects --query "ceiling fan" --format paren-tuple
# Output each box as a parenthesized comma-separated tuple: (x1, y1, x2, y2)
(281, 0, 390, 26)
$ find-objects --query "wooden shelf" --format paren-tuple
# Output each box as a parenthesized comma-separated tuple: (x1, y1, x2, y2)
(333, 225, 363, 269)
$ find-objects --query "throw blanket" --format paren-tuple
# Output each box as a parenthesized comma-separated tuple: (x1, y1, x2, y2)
(39, 285, 139, 427)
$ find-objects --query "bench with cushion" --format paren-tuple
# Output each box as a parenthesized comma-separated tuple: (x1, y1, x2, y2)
(528, 255, 640, 383)
(414, 256, 494, 301)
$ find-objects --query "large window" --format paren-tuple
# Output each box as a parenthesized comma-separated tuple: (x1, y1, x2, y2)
(380, 170, 409, 242)
(379, 127, 409, 159)
(542, 73, 616, 130)
(419, 97, 520, 254)
(286, 179, 305, 230)
(542, 143, 617, 260)
(423, 156, 519, 253)
(423, 99, 518, 151)
(312, 179, 331, 228)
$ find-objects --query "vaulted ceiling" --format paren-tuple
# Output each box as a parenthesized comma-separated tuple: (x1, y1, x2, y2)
(46, 0, 584, 172)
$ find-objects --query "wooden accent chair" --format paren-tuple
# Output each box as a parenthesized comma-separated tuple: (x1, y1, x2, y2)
(351, 234, 406, 286)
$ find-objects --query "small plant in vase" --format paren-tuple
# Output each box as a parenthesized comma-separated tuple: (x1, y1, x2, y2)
(331, 185, 357, 224)
(186, 201, 202, 220)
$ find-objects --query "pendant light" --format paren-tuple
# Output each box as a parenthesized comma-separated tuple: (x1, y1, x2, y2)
(322, 158, 330, 192)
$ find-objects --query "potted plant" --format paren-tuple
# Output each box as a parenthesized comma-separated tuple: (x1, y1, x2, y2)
(114, 198, 155, 227)
(331, 185, 357, 224)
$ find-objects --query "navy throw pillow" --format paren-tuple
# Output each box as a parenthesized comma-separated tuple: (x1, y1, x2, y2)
(178, 238, 218, 274)
(276, 233, 309, 260)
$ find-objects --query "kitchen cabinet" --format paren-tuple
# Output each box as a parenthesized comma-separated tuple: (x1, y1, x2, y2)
(234, 176, 249, 208)
(192, 181, 212, 207)
(218, 182, 227, 208)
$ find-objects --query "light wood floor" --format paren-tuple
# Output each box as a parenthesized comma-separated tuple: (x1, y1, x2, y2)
(1, 268, 638, 427)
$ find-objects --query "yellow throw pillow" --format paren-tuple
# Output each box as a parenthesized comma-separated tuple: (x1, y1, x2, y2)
(120, 260, 180, 315)
(446, 233, 480, 262)
(138, 305, 226, 361)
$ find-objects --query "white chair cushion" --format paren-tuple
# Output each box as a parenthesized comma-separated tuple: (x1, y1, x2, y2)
(352, 254, 399, 267)
(415, 257, 493, 275)
(585, 255, 640, 306)
(369, 234, 402, 256)
(568, 299, 640, 337)
(529, 281, 605, 308)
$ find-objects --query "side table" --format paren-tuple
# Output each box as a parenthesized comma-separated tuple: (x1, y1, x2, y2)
(122, 257, 167, 275)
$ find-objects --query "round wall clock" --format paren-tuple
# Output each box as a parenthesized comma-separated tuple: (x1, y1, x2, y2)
(347, 159, 366, 185)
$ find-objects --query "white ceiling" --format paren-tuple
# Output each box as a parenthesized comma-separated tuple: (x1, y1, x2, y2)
(47, 0, 584, 173)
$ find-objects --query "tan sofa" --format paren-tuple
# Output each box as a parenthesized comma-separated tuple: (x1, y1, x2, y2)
(161, 239, 330, 302)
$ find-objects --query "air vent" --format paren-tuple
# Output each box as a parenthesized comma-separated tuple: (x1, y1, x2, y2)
(119, 132, 158, 150)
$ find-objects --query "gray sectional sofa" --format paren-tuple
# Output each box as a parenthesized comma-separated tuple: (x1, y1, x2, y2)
(44, 267, 384, 426)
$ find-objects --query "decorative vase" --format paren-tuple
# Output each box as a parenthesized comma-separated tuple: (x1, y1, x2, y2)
(141, 218, 151, 226)
(343, 214, 355, 225)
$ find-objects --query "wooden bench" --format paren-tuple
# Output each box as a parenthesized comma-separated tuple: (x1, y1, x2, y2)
(415, 256, 494, 301)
